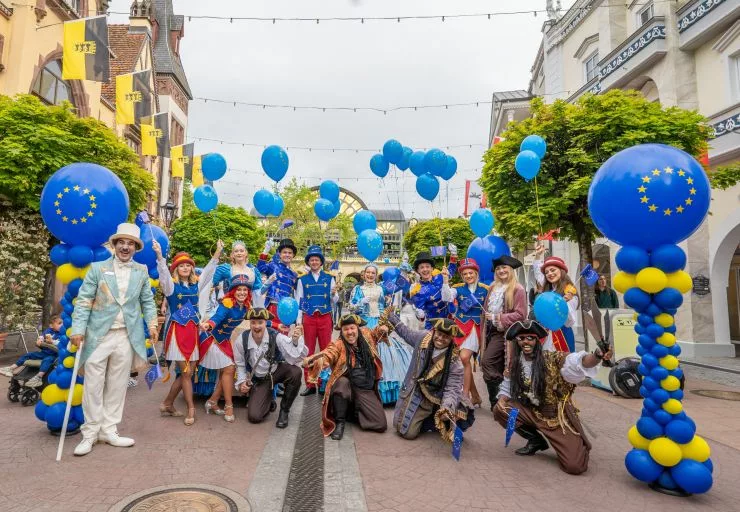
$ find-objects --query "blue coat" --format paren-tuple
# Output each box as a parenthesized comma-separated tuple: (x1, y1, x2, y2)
(257, 254, 298, 305)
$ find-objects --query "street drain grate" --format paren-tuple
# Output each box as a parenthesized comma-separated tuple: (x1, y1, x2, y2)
(691, 389, 740, 401)
(111, 484, 251, 512)
(282, 395, 324, 512)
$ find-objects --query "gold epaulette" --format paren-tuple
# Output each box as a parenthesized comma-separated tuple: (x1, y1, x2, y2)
(452, 283, 464, 288)
(410, 283, 421, 297)
(479, 283, 490, 290)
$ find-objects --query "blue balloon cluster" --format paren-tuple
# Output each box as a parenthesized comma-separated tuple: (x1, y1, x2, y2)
(194, 153, 227, 213)
(465, 235, 510, 284)
(254, 189, 285, 218)
(314, 181, 341, 221)
(133, 212, 170, 295)
(588, 143, 713, 495)
(514, 135, 546, 181)
(351, 210, 382, 261)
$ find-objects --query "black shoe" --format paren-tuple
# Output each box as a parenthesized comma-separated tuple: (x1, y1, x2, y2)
(300, 387, 317, 396)
(276, 409, 289, 428)
(269, 400, 277, 412)
(331, 421, 345, 440)
(515, 439, 549, 456)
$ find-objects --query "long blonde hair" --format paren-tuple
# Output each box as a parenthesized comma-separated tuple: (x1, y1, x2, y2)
(171, 267, 198, 285)
(494, 268, 520, 311)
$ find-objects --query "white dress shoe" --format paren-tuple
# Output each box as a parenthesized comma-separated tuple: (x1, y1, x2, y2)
(98, 431, 135, 447)
(74, 438, 96, 456)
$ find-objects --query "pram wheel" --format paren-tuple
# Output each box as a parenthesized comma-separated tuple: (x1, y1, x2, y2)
(20, 388, 39, 406)
(7, 388, 20, 403)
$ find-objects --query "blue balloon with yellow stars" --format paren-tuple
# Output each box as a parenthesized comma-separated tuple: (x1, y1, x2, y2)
(588, 144, 710, 250)
(40, 163, 130, 247)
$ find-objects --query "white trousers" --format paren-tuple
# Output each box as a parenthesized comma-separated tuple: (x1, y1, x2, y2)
(80, 328, 133, 440)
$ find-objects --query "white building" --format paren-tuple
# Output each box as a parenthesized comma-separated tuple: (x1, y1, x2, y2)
(490, 0, 740, 356)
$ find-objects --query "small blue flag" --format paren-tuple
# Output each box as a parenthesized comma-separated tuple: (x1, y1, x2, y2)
(330, 260, 340, 271)
(458, 295, 475, 313)
(580, 264, 599, 286)
(136, 210, 151, 224)
(395, 275, 409, 291)
(430, 246, 447, 257)
(145, 363, 162, 390)
(452, 425, 464, 461)
(505, 407, 519, 447)
(279, 219, 295, 231)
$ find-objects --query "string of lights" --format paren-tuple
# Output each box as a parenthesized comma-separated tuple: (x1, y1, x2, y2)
(224, 167, 481, 179)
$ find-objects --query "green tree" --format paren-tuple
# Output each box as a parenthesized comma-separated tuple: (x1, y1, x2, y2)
(169, 203, 266, 266)
(262, 178, 354, 260)
(0, 94, 155, 212)
(181, 179, 195, 217)
(709, 163, 740, 190)
(403, 218, 475, 268)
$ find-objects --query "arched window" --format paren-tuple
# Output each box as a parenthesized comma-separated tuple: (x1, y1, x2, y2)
(31, 60, 74, 107)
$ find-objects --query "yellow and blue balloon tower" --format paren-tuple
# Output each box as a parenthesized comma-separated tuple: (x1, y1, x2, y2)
(36, 163, 130, 434)
(588, 143, 713, 495)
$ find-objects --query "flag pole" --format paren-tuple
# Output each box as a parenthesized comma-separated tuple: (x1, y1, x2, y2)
(56, 340, 84, 462)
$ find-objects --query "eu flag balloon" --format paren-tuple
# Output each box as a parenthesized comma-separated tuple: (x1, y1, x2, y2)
(40, 163, 130, 247)
(588, 144, 710, 249)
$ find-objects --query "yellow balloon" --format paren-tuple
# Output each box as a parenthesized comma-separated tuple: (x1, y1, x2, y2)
(62, 356, 75, 369)
(662, 398, 683, 414)
(66, 327, 72, 338)
(78, 265, 90, 279)
(649, 437, 683, 467)
(654, 313, 674, 328)
(150, 278, 159, 288)
(666, 271, 692, 294)
(56, 264, 78, 285)
(657, 333, 676, 347)
(71, 384, 84, 406)
(659, 355, 679, 371)
(613, 272, 636, 294)
(145, 340, 152, 349)
(681, 435, 710, 462)
(635, 267, 668, 294)
(628, 425, 651, 450)
(68, 343, 78, 353)
(661, 375, 681, 391)
(41, 384, 65, 406)
(72, 298, 77, 305)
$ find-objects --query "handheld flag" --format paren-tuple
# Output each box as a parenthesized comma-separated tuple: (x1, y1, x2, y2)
(430, 246, 447, 258)
(580, 264, 599, 286)
(136, 210, 151, 224)
(505, 407, 519, 447)
(171, 143, 195, 179)
(330, 260, 340, 271)
(279, 219, 295, 231)
(62, 15, 110, 82)
(145, 363, 162, 390)
(451, 426, 464, 461)
(116, 69, 152, 124)
(141, 113, 169, 157)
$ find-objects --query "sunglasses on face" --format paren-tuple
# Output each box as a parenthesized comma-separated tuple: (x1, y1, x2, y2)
(516, 335, 539, 342)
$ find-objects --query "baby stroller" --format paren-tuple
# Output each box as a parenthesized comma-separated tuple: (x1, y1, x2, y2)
(6, 341, 58, 407)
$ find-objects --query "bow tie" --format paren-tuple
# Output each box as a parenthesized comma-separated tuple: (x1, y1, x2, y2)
(115, 259, 134, 268)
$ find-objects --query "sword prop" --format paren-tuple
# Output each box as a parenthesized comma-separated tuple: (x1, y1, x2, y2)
(505, 407, 519, 447)
(56, 340, 84, 462)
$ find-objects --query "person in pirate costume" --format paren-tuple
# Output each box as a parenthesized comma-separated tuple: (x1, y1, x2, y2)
(304, 314, 389, 441)
(409, 247, 458, 329)
(199, 275, 251, 422)
(257, 238, 299, 334)
(480, 255, 528, 409)
(234, 308, 307, 427)
(386, 314, 473, 441)
(494, 320, 611, 475)
(153, 240, 224, 426)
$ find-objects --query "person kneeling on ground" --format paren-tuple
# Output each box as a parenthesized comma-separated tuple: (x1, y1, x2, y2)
(386, 313, 474, 441)
(304, 314, 388, 441)
(494, 320, 611, 475)
(234, 308, 307, 428)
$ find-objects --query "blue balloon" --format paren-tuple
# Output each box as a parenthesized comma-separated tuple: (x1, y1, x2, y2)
(253, 189, 275, 217)
(657, 471, 678, 490)
(645, 303, 663, 317)
(271, 195, 285, 217)
(68, 245, 93, 268)
(625, 449, 663, 482)
(261, 145, 289, 182)
(624, 288, 651, 311)
(669, 368, 683, 380)
(533, 292, 569, 330)
(357, 229, 383, 262)
(651, 366, 669, 381)
(67, 278, 83, 297)
(466, 235, 511, 284)
(149, 267, 159, 280)
(643, 398, 658, 411)
(40, 163, 130, 247)
(642, 376, 658, 390)
(416, 173, 440, 201)
(409, 151, 427, 177)
(382, 267, 400, 283)
(277, 297, 299, 325)
(424, 149, 448, 177)
(671, 460, 713, 494)
(670, 389, 684, 400)
(704, 458, 713, 473)
(669, 344, 681, 357)
(331, 200, 341, 218)
(319, 180, 340, 202)
(636, 345, 647, 357)
(193, 184, 218, 213)
(50, 244, 70, 266)
(55, 369, 74, 389)
(34, 402, 48, 422)
(370, 154, 389, 178)
(654, 288, 683, 309)
(45, 402, 68, 430)
(637, 363, 649, 377)
(353, 210, 377, 234)
(588, 144, 711, 250)
(635, 324, 646, 335)
(382, 139, 404, 164)
(134, 223, 169, 268)
(93, 246, 111, 262)
(646, 323, 665, 338)
(665, 325, 677, 334)
(314, 199, 335, 221)
(515, 150, 541, 181)
(520, 135, 547, 159)
(650, 244, 686, 272)
(639, 385, 649, 398)
(636, 417, 663, 439)
(650, 388, 669, 404)
(641, 353, 658, 368)
(469, 209, 495, 238)
(201, 153, 227, 181)
(439, 155, 457, 181)
(397, 146, 413, 171)
(63, 301, 74, 315)
(615, 246, 650, 273)
(638, 334, 656, 348)
(650, 344, 669, 358)
(72, 405, 84, 424)
(637, 314, 653, 327)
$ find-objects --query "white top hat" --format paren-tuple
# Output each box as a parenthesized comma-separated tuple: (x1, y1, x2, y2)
(109, 223, 144, 251)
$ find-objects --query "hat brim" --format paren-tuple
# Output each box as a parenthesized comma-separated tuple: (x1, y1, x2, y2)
(109, 234, 144, 251)
(246, 308, 275, 321)
(305, 254, 325, 265)
(413, 258, 435, 271)
(278, 243, 298, 255)
(170, 258, 195, 273)
(430, 318, 464, 337)
(493, 255, 523, 271)
(339, 314, 367, 328)
(504, 320, 548, 341)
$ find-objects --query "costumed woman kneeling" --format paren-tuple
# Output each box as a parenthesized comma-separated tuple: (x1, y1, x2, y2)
(494, 320, 611, 475)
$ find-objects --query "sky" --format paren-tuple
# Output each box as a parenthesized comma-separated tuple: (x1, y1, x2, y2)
(108, 0, 556, 219)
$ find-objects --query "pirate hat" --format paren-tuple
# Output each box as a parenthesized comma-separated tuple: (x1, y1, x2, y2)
(413, 251, 435, 271)
(338, 314, 367, 328)
(304, 244, 325, 265)
(246, 308, 275, 321)
(277, 238, 298, 255)
(429, 318, 464, 337)
(504, 320, 548, 341)
(492, 255, 523, 271)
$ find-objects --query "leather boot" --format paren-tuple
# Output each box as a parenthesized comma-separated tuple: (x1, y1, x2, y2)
(485, 379, 501, 410)
(331, 395, 348, 440)
(331, 421, 346, 440)
(514, 426, 549, 456)
(276, 409, 290, 428)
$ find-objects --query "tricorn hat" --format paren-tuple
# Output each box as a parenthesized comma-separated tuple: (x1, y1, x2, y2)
(304, 244, 325, 265)
(429, 318, 464, 337)
(277, 238, 298, 255)
(493, 255, 523, 271)
(504, 320, 548, 341)
(246, 308, 275, 321)
(413, 251, 435, 271)
(338, 314, 367, 328)
(109, 223, 143, 251)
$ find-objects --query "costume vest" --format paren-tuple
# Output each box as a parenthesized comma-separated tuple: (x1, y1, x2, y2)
(166, 281, 199, 320)
(452, 283, 488, 325)
(299, 271, 333, 315)
(241, 328, 285, 377)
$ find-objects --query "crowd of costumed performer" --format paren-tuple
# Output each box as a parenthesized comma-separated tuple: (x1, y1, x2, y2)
(198, 274, 252, 423)
(409, 246, 458, 328)
(152, 239, 223, 426)
(257, 238, 299, 334)
(350, 263, 412, 405)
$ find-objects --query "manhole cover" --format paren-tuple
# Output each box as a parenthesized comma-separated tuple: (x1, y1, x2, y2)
(691, 389, 740, 401)
(110, 484, 251, 512)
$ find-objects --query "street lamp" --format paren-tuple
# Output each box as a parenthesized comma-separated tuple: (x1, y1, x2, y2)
(160, 200, 176, 229)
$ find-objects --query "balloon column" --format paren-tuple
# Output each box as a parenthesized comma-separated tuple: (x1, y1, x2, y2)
(193, 152, 227, 213)
(588, 143, 713, 495)
(37, 163, 131, 434)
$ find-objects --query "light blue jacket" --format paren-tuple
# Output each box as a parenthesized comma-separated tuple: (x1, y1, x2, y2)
(71, 257, 157, 366)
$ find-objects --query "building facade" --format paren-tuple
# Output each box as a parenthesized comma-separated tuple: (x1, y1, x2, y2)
(490, 0, 740, 355)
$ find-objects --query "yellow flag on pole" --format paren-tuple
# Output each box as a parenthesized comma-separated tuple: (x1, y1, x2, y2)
(62, 16, 110, 82)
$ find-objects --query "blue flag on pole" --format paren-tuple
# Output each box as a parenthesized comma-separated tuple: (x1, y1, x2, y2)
(430, 246, 447, 257)
(145, 363, 162, 390)
(580, 264, 599, 286)
(279, 219, 295, 231)
(452, 425, 464, 461)
(505, 407, 519, 447)
(330, 260, 340, 271)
